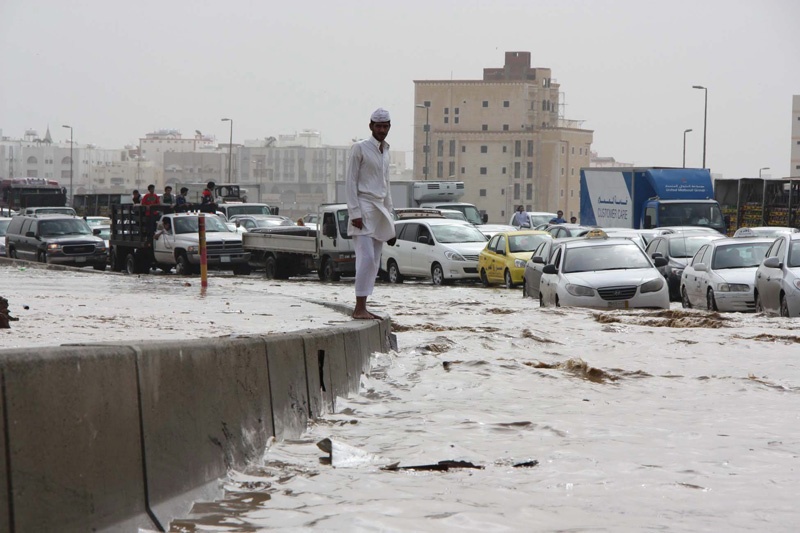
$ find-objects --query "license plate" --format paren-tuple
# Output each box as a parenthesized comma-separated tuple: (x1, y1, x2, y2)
(75, 257, 87, 263)
(608, 300, 629, 309)
(221, 256, 231, 263)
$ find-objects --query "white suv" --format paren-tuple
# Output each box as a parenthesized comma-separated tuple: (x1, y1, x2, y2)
(381, 219, 487, 285)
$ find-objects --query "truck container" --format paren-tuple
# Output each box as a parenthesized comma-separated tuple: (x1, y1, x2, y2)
(579, 167, 725, 233)
(242, 203, 356, 281)
(335, 180, 485, 225)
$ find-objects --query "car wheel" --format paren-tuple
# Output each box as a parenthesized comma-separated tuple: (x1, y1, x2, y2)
(539, 293, 545, 307)
(264, 256, 277, 280)
(126, 253, 138, 275)
(232, 263, 251, 276)
(681, 286, 692, 309)
(37, 251, 47, 263)
(431, 263, 445, 286)
(320, 257, 340, 282)
(522, 278, 528, 298)
(9, 247, 18, 259)
(504, 269, 514, 289)
(92, 263, 106, 272)
(555, 295, 561, 308)
(755, 291, 765, 314)
(780, 294, 790, 317)
(176, 252, 194, 276)
(480, 269, 490, 287)
(387, 260, 403, 284)
(706, 289, 718, 311)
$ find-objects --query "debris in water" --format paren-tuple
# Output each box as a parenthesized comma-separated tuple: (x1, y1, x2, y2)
(521, 329, 560, 343)
(525, 358, 619, 383)
(513, 460, 539, 468)
(382, 460, 484, 472)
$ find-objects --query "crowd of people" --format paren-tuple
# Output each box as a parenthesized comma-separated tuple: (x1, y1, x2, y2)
(131, 181, 217, 212)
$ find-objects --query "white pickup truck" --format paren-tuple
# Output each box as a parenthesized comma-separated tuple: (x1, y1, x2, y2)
(110, 205, 251, 275)
(242, 203, 355, 280)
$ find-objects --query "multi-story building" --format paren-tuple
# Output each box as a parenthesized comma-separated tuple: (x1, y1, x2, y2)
(791, 95, 800, 177)
(139, 129, 215, 169)
(0, 127, 158, 197)
(590, 151, 634, 168)
(413, 51, 593, 222)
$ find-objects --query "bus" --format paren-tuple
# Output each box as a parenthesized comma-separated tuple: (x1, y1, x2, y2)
(0, 178, 65, 211)
(72, 193, 131, 217)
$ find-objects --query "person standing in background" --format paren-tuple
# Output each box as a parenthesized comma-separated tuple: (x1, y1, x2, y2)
(346, 108, 396, 320)
(162, 185, 174, 205)
(141, 184, 160, 206)
(131, 189, 141, 204)
(512, 206, 528, 227)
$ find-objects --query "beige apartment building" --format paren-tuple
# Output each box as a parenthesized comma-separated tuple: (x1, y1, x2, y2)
(413, 51, 593, 222)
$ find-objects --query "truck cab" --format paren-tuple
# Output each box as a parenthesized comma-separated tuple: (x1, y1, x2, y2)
(642, 199, 725, 233)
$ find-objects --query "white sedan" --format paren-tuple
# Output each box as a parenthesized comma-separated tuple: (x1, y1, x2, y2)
(680, 238, 773, 312)
(539, 233, 669, 309)
(754, 233, 800, 317)
(382, 218, 487, 285)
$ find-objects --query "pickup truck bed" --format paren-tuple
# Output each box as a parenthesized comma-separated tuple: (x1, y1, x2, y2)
(242, 226, 318, 254)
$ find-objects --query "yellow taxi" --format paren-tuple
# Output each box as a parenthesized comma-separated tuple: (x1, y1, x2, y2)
(479, 230, 552, 288)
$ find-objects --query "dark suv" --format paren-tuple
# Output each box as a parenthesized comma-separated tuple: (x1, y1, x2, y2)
(5, 215, 107, 270)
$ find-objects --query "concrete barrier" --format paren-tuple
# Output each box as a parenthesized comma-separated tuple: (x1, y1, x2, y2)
(0, 317, 391, 532)
(0, 345, 155, 533)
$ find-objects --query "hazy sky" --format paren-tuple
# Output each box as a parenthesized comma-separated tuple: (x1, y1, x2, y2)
(2, 0, 798, 178)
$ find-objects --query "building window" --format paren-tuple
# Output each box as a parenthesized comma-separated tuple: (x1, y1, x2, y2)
(570, 189, 574, 197)
(501, 188, 505, 195)
(461, 145, 466, 153)
(481, 145, 488, 153)
(514, 162, 521, 179)
(449, 161, 455, 176)
(526, 184, 532, 200)
(514, 183, 520, 200)
(561, 189, 564, 197)
(571, 147, 575, 154)
(482, 124, 488, 131)
(444, 117, 449, 124)
(480, 167, 487, 175)
(527, 162, 533, 179)
(502, 167, 507, 174)
(449, 140, 456, 156)
(503, 124, 509, 131)
(437, 161, 444, 178)
(444, 107, 449, 114)
(515, 141, 521, 157)
(461, 167, 465, 174)
(454, 117, 459, 124)
(455, 108, 459, 114)
(503, 101, 509, 107)
(482, 101, 489, 107)
(527, 140, 534, 157)
(479, 189, 487, 197)
(503, 146, 507, 153)
(437, 140, 444, 157)
(561, 146, 565, 154)
(571, 168, 575, 175)
(424, 100, 431, 107)
(561, 168, 564, 175)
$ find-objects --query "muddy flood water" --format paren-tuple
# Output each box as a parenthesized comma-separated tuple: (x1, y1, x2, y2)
(2, 267, 799, 532)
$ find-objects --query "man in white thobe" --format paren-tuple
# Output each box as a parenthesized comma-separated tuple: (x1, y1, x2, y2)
(346, 108, 396, 319)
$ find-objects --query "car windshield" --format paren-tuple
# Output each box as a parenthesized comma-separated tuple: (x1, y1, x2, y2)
(255, 218, 294, 228)
(668, 235, 721, 258)
(97, 227, 111, 240)
(563, 244, 652, 273)
(434, 205, 482, 225)
(508, 234, 549, 253)
(529, 214, 553, 226)
(86, 217, 111, 227)
(39, 219, 92, 236)
(173, 215, 230, 234)
(225, 205, 271, 217)
(431, 224, 487, 243)
(0, 219, 10, 236)
(711, 243, 771, 269)
(658, 202, 725, 230)
(441, 211, 468, 221)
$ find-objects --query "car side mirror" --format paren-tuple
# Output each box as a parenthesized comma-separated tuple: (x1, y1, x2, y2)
(25, 231, 35, 238)
(496, 249, 505, 255)
(322, 223, 336, 238)
(653, 257, 668, 267)
(93, 228, 101, 235)
(482, 213, 489, 224)
(542, 264, 558, 275)
(763, 256, 782, 269)
(532, 256, 544, 264)
(651, 252, 663, 260)
(417, 235, 429, 244)
(694, 263, 708, 272)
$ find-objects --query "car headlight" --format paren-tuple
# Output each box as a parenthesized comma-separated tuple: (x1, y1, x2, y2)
(669, 266, 684, 277)
(793, 279, 800, 290)
(640, 277, 664, 293)
(187, 246, 197, 253)
(514, 259, 526, 268)
(443, 250, 466, 261)
(717, 283, 749, 292)
(565, 283, 594, 297)
(96, 244, 106, 252)
(47, 243, 61, 251)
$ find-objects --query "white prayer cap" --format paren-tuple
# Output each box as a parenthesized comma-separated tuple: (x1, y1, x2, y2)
(370, 108, 391, 123)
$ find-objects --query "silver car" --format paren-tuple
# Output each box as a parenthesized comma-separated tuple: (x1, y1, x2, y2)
(754, 233, 800, 317)
(680, 238, 773, 312)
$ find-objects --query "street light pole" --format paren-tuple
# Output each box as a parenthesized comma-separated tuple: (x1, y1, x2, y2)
(692, 85, 707, 168)
(221, 118, 233, 183)
(682, 129, 692, 168)
(759, 167, 770, 178)
(62, 125, 73, 204)
(415, 104, 430, 180)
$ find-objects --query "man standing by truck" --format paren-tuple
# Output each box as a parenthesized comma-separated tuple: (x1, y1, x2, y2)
(346, 108, 396, 320)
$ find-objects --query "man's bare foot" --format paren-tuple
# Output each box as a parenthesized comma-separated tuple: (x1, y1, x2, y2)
(352, 310, 378, 320)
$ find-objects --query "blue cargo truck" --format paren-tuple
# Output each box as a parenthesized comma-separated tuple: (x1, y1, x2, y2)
(579, 167, 725, 233)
